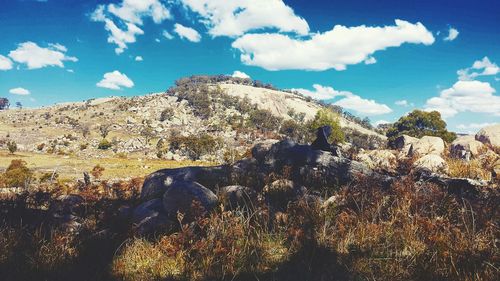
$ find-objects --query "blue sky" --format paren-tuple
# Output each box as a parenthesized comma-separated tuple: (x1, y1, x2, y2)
(0, 0, 499, 133)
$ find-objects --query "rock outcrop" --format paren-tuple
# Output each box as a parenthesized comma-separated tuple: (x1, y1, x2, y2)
(414, 154, 449, 173)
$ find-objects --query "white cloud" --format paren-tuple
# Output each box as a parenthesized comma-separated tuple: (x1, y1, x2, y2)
(135, 56, 143, 61)
(395, 99, 414, 107)
(180, 0, 309, 37)
(9, 87, 31, 96)
(0, 55, 13, 70)
(173, 23, 201, 42)
(425, 80, 500, 118)
(8, 42, 77, 69)
(374, 120, 391, 126)
(96, 70, 134, 90)
(232, 20, 435, 71)
(458, 57, 499, 81)
(444, 27, 459, 41)
(91, 1, 171, 54)
(162, 30, 174, 40)
(364, 57, 377, 65)
(294, 84, 392, 115)
(155, 38, 161, 43)
(456, 122, 497, 130)
(231, 70, 250, 79)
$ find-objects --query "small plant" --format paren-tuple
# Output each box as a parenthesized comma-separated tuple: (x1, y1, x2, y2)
(90, 164, 105, 179)
(7, 140, 17, 154)
(97, 139, 112, 150)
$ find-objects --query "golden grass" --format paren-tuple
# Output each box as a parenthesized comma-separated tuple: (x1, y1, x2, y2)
(0, 150, 212, 180)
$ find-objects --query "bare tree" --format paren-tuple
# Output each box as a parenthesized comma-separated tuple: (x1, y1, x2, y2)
(99, 124, 111, 139)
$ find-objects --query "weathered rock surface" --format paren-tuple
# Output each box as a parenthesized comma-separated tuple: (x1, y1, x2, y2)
(414, 154, 448, 173)
(132, 199, 172, 235)
(451, 135, 485, 159)
(162, 181, 218, 220)
(393, 135, 419, 153)
(475, 124, 500, 148)
(412, 136, 445, 156)
(356, 150, 397, 172)
(219, 185, 257, 210)
(263, 179, 307, 210)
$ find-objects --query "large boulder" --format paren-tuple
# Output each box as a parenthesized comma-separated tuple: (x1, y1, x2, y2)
(251, 139, 280, 163)
(219, 185, 257, 210)
(412, 136, 445, 156)
(475, 124, 500, 148)
(414, 154, 449, 174)
(356, 150, 397, 172)
(393, 134, 419, 153)
(141, 165, 230, 200)
(451, 135, 485, 159)
(162, 181, 218, 221)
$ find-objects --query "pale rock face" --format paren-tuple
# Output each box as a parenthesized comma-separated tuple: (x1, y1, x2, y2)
(414, 154, 449, 174)
(475, 124, 500, 148)
(451, 135, 485, 159)
(412, 136, 445, 156)
(356, 149, 397, 172)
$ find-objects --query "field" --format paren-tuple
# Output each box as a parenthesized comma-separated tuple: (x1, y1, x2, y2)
(0, 150, 208, 180)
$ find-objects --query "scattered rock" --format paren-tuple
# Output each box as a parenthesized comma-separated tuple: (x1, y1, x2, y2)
(263, 179, 307, 210)
(356, 149, 397, 172)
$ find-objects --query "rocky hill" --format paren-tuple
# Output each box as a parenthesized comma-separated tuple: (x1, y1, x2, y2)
(0, 76, 385, 163)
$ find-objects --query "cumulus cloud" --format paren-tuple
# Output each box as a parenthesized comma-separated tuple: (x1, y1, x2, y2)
(0, 55, 13, 70)
(9, 87, 30, 96)
(173, 23, 201, 42)
(135, 56, 143, 61)
(231, 70, 251, 79)
(8, 42, 77, 69)
(444, 27, 459, 41)
(96, 70, 134, 90)
(424, 80, 500, 118)
(232, 20, 435, 71)
(457, 57, 499, 81)
(293, 84, 392, 115)
(180, 0, 309, 37)
(91, 0, 171, 54)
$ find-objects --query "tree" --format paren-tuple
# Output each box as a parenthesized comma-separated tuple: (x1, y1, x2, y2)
(310, 108, 345, 144)
(99, 124, 111, 139)
(0, 98, 10, 110)
(140, 123, 155, 145)
(387, 110, 457, 144)
(7, 140, 17, 154)
(15, 102, 22, 109)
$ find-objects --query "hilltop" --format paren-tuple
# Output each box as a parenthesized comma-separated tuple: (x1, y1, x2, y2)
(0, 75, 384, 178)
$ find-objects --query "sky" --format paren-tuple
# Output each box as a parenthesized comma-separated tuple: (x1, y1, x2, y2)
(0, 0, 499, 133)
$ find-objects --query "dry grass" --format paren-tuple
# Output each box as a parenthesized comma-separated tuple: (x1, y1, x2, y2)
(0, 150, 211, 180)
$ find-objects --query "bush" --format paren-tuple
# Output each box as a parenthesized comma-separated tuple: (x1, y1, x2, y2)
(97, 139, 112, 150)
(309, 108, 345, 144)
(168, 133, 222, 160)
(7, 140, 17, 154)
(248, 109, 282, 132)
(90, 164, 105, 179)
(280, 119, 308, 143)
(159, 108, 174, 122)
(0, 159, 32, 188)
(387, 110, 457, 144)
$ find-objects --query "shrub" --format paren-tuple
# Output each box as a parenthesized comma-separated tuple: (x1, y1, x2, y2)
(7, 140, 17, 154)
(309, 108, 345, 144)
(280, 119, 308, 143)
(0, 159, 32, 188)
(168, 133, 222, 160)
(91, 164, 105, 179)
(387, 110, 457, 144)
(97, 139, 112, 150)
(159, 108, 174, 122)
(248, 109, 282, 132)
